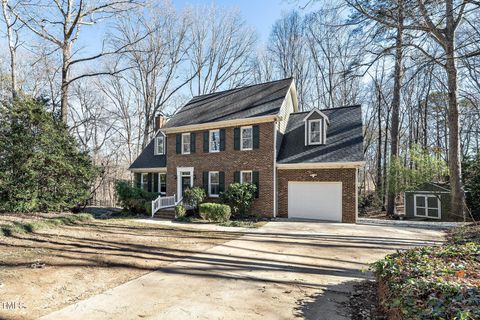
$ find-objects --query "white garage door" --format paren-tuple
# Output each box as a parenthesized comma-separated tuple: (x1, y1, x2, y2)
(288, 182, 342, 221)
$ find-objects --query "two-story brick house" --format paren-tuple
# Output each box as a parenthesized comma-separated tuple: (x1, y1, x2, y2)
(129, 78, 364, 222)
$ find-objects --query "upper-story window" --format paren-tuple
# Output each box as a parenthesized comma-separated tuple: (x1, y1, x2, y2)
(308, 119, 323, 145)
(182, 133, 191, 154)
(209, 129, 220, 152)
(241, 126, 253, 150)
(154, 135, 165, 155)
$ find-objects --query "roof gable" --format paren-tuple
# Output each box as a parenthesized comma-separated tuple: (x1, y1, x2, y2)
(165, 78, 294, 128)
(303, 108, 330, 124)
(277, 105, 363, 164)
(129, 132, 167, 170)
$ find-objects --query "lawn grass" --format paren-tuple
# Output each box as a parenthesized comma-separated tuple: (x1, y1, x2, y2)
(0, 213, 93, 236)
(175, 215, 266, 228)
(372, 223, 480, 319)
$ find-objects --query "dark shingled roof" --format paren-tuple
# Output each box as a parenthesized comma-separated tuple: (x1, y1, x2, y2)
(165, 78, 293, 128)
(276, 105, 364, 164)
(129, 136, 166, 169)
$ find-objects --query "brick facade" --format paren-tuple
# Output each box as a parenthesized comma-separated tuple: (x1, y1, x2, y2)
(166, 121, 276, 217)
(277, 168, 357, 223)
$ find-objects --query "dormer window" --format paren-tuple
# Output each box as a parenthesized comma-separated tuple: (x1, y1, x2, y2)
(308, 119, 323, 145)
(154, 134, 165, 155)
(304, 108, 329, 146)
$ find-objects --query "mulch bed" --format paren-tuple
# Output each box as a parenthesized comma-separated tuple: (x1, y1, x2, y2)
(346, 281, 386, 320)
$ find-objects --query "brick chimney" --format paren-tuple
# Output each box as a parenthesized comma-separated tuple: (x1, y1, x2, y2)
(154, 113, 168, 131)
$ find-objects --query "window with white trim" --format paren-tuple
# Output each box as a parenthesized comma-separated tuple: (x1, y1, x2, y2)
(240, 170, 253, 184)
(241, 126, 253, 150)
(181, 133, 191, 154)
(159, 173, 166, 195)
(308, 119, 322, 144)
(209, 129, 220, 152)
(141, 173, 148, 191)
(414, 194, 441, 219)
(154, 135, 165, 155)
(209, 171, 220, 197)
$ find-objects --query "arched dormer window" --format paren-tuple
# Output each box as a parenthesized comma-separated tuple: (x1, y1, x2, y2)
(304, 109, 329, 146)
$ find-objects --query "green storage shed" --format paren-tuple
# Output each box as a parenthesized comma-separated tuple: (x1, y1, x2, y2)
(404, 183, 451, 221)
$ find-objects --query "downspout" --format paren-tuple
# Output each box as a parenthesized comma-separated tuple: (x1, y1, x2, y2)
(273, 121, 279, 218)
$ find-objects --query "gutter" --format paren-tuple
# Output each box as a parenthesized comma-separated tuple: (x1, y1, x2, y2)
(129, 167, 167, 173)
(276, 161, 366, 169)
(161, 115, 280, 134)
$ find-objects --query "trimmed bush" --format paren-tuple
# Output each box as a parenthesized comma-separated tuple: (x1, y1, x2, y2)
(183, 187, 206, 211)
(115, 180, 158, 214)
(199, 203, 231, 222)
(220, 183, 256, 217)
(175, 204, 187, 218)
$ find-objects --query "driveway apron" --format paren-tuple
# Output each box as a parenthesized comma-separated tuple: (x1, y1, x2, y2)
(40, 221, 444, 320)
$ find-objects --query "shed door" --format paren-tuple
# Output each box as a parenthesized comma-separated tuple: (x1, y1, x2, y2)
(288, 182, 342, 221)
(414, 195, 441, 219)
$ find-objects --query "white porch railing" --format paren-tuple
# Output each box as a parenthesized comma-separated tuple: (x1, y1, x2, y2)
(151, 194, 177, 217)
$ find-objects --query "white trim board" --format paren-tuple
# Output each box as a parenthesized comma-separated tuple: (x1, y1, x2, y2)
(277, 162, 365, 169)
(161, 115, 280, 134)
(129, 167, 167, 173)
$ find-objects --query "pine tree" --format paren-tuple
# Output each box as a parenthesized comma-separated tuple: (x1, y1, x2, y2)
(0, 98, 98, 212)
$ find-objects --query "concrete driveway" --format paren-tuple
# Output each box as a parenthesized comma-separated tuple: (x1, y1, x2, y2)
(41, 220, 445, 320)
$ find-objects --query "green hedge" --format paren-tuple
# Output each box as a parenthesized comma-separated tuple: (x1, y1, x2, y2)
(115, 180, 158, 214)
(199, 203, 231, 222)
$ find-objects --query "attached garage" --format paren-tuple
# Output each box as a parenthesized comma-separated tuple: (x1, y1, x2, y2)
(276, 167, 359, 223)
(288, 182, 342, 221)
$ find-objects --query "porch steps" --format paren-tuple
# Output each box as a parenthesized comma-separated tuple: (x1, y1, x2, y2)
(155, 208, 175, 220)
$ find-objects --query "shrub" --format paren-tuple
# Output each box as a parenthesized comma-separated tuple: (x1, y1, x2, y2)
(183, 187, 206, 211)
(220, 183, 257, 217)
(199, 203, 231, 222)
(0, 98, 98, 212)
(175, 204, 186, 218)
(115, 180, 158, 214)
(358, 191, 382, 215)
(372, 242, 480, 319)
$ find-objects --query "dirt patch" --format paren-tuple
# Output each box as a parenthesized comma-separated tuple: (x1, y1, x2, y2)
(345, 280, 386, 320)
(0, 218, 239, 319)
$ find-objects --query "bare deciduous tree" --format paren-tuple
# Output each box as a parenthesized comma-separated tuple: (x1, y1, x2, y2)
(1, 0, 20, 99)
(11, 0, 140, 123)
(187, 5, 257, 95)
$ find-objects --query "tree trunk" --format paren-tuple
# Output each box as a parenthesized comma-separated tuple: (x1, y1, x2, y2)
(386, 1, 404, 216)
(445, 41, 465, 220)
(1, 0, 17, 100)
(444, 0, 465, 221)
(376, 84, 383, 203)
(60, 43, 71, 123)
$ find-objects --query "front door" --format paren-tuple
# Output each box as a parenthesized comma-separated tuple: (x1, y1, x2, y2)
(181, 174, 191, 197)
(177, 167, 194, 199)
